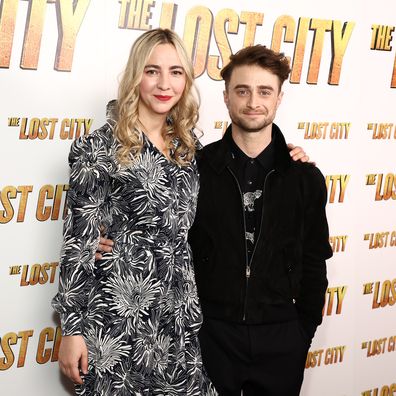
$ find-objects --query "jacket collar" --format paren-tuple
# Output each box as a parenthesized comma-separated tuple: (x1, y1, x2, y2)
(205, 123, 292, 174)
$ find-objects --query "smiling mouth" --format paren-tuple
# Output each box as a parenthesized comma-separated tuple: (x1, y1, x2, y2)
(154, 95, 173, 101)
(243, 112, 264, 116)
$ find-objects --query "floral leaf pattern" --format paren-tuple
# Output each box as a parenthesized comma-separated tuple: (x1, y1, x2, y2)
(52, 124, 216, 395)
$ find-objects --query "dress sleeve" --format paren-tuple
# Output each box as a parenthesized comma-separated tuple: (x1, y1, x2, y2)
(52, 132, 112, 336)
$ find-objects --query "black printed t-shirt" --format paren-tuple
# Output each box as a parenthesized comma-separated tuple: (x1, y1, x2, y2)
(227, 131, 275, 260)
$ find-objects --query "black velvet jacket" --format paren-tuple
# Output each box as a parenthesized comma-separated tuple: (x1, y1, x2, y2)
(189, 124, 333, 338)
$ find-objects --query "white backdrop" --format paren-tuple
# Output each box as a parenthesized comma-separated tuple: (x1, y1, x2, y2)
(1, 0, 395, 395)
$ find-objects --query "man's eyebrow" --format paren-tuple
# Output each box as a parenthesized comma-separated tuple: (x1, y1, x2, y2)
(233, 84, 251, 89)
(233, 84, 275, 91)
(257, 85, 275, 91)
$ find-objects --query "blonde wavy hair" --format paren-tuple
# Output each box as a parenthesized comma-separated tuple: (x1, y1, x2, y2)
(114, 28, 200, 166)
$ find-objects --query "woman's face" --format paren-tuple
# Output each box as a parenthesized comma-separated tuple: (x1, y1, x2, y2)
(138, 43, 187, 120)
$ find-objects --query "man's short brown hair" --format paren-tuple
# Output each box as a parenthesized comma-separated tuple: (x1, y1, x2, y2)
(220, 45, 291, 90)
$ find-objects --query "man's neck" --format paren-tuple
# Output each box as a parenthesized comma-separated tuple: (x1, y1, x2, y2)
(231, 124, 272, 158)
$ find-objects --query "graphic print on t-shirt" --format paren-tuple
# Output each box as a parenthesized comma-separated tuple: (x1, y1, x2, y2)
(243, 189, 262, 246)
(243, 190, 262, 212)
(245, 231, 255, 244)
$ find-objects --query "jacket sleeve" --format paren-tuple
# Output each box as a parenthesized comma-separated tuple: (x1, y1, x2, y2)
(296, 165, 333, 338)
(52, 132, 112, 336)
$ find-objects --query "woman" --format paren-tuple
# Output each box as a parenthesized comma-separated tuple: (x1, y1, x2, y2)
(52, 28, 216, 395)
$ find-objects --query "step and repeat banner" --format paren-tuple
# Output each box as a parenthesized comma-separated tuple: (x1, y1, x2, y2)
(0, 0, 395, 395)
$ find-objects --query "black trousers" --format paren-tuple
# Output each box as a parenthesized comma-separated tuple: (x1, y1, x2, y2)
(199, 317, 311, 396)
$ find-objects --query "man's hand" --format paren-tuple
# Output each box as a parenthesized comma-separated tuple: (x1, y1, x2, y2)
(58, 335, 88, 385)
(287, 143, 314, 164)
(95, 236, 114, 260)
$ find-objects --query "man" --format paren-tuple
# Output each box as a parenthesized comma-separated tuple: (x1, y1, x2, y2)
(97, 45, 332, 395)
(187, 45, 333, 395)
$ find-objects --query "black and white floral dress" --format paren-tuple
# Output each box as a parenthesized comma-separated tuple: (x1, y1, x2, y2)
(52, 123, 216, 396)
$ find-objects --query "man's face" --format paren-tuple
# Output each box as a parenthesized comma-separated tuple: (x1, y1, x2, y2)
(223, 65, 283, 134)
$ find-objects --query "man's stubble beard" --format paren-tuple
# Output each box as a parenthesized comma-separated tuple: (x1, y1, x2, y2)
(230, 112, 275, 133)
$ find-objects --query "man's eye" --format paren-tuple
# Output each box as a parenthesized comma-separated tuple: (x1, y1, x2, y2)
(259, 90, 271, 96)
(237, 90, 248, 95)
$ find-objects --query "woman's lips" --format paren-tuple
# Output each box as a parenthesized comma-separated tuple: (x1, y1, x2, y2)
(154, 95, 172, 101)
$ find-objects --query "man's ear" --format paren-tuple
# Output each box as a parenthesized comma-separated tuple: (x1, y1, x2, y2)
(223, 89, 229, 109)
(276, 91, 284, 109)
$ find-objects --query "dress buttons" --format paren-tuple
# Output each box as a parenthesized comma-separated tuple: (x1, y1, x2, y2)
(247, 180, 253, 185)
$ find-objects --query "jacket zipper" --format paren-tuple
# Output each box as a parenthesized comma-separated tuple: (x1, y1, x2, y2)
(244, 169, 275, 321)
(226, 167, 250, 321)
(228, 168, 276, 321)
(248, 169, 275, 269)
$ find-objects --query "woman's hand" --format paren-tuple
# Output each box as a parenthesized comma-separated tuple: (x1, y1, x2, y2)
(95, 236, 114, 260)
(58, 335, 88, 385)
(287, 143, 314, 164)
